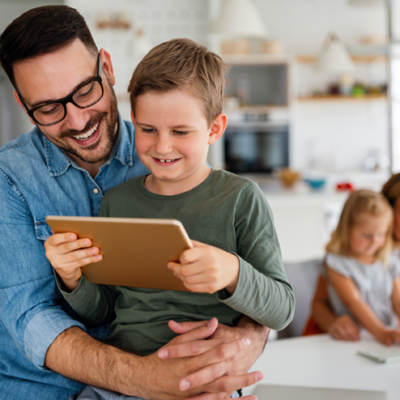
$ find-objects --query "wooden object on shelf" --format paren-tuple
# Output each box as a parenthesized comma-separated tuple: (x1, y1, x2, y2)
(221, 39, 251, 55)
(296, 54, 387, 63)
(297, 94, 387, 101)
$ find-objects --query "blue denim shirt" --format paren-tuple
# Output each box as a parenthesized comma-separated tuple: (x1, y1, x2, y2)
(0, 114, 148, 399)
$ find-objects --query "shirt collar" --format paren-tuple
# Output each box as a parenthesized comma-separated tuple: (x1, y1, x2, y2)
(43, 112, 133, 177)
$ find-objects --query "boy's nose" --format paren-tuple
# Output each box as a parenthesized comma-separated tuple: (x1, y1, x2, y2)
(154, 136, 173, 155)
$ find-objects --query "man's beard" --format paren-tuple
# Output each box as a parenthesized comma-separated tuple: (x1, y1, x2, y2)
(40, 86, 119, 165)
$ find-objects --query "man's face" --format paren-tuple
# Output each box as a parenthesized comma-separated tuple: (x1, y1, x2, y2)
(13, 39, 118, 165)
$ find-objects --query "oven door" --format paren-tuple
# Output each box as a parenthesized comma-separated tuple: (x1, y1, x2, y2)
(224, 122, 289, 173)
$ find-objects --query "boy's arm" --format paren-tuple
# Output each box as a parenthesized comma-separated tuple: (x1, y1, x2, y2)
(218, 182, 295, 331)
(327, 266, 400, 345)
(55, 273, 118, 327)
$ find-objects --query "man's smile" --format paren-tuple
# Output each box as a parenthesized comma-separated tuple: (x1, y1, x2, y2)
(69, 119, 101, 146)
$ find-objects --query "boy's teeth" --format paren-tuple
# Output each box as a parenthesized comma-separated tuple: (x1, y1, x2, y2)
(159, 159, 174, 163)
(73, 122, 99, 141)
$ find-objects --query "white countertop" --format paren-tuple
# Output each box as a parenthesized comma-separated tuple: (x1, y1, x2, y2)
(243, 333, 400, 399)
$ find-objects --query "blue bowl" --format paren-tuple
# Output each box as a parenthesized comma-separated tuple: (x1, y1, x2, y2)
(305, 178, 326, 190)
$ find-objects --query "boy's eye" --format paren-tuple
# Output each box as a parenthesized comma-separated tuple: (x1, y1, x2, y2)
(174, 130, 189, 135)
(142, 128, 155, 133)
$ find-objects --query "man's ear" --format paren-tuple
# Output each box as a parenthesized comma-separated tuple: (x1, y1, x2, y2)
(13, 91, 36, 126)
(208, 113, 227, 145)
(99, 48, 116, 86)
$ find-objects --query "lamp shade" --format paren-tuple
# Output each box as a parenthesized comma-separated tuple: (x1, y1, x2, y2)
(316, 34, 355, 75)
(211, 0, 268, 38)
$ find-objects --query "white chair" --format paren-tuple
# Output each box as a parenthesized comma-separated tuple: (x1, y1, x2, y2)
(278, 259, 324, 339)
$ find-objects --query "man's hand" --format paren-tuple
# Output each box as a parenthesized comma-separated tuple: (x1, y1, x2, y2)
(160, 316, 269, 399)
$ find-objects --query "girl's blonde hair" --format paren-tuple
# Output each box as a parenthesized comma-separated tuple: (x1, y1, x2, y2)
(327, 189, 393, 266)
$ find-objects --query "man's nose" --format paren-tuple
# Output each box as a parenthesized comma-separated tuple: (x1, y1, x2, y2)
(64, 102, 91, 131)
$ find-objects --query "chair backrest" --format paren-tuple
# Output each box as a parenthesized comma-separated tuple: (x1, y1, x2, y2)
(278, 259, 324, 338)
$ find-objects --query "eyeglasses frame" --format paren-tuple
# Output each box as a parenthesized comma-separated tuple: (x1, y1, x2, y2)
(18, 53, 104, 127)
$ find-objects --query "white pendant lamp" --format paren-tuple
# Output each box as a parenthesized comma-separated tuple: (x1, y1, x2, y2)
(316, 34, 355, 75)
(211, 0, 268, 38)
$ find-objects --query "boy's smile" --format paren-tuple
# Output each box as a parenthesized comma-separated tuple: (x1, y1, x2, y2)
(132, 88, 227, 196)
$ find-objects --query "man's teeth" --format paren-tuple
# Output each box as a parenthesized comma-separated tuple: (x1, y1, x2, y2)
(73, 122, 99, 141)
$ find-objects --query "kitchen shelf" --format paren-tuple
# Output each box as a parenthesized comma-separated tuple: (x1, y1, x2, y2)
(297, 94, 387, 101)
(296, 55, 387, 64)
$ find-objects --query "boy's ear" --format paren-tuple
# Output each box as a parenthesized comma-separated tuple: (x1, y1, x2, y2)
(208, 113, 227, 145)
(131, 110, 135, 125)
(13, 91, 35, 126)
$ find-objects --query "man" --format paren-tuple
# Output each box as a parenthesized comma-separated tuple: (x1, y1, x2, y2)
(0, 6, 270, 400)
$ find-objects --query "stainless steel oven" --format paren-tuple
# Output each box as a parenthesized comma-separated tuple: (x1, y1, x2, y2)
(224, 121, 289, 173)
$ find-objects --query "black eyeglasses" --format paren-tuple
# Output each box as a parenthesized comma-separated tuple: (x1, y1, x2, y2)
(18, 54, 104, 127)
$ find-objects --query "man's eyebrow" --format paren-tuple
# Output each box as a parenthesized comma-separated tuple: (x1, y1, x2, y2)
(28, 75, 94, 109)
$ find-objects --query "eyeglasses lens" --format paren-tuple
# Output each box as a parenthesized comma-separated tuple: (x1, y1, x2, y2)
(33, 81, 103, 126)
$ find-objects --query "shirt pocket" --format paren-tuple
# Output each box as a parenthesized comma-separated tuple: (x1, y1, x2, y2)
(34, 219, 53, 241)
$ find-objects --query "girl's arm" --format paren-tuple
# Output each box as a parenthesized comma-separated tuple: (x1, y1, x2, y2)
(327, 266, 400, 345)
(311, 275, 360, 341)
(391, 275, 400, 319)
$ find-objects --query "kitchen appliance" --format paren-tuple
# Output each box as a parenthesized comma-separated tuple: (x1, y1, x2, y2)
(224, 120, 289, 173)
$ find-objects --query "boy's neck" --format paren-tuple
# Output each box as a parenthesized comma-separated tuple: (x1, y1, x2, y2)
(144, 165, 212, 196)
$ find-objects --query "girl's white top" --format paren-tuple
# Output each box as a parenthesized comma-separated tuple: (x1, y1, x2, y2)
(326, 249, 400, 328)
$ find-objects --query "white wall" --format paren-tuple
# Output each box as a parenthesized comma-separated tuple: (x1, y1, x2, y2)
(65, 0, 389, 172)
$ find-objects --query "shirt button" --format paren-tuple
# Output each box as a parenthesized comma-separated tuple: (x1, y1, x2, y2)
(93, 188, 99, 194)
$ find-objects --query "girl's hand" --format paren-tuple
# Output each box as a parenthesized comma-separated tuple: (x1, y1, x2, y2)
(327, 315, 360, 341)
(44, 233, 102, 292)
(377, 329, 400, 346)
(168, 240, 239, 295)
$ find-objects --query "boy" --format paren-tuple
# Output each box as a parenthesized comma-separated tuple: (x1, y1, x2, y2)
(48, 38, 295, 400)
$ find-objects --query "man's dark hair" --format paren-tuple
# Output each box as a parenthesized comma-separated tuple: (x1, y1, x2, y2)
(0, 5, 98, 89)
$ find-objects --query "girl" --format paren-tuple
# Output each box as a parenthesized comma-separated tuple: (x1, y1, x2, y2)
(321, 189, 400, 345)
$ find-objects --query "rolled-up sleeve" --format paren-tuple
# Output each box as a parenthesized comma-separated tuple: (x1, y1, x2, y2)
(0, 171, 85, 370)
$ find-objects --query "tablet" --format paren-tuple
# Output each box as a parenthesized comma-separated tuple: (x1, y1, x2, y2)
(46, 216, 192, 291)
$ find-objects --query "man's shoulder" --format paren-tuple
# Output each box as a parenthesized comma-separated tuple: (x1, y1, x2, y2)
(0, 129, 44, 168)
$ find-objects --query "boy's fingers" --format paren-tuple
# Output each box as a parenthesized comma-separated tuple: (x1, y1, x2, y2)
(62, 239, 93, 254)
(179, 247, 203, 265)
(158, 319, 218, 359)
(64, 246, 99, 263)
(160, 339, 217, 359)
(46, 232, 77, 246)
(167, 319, 210, 335)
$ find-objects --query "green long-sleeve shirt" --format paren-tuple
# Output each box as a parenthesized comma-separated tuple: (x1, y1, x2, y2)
(60, 170, 294, 355)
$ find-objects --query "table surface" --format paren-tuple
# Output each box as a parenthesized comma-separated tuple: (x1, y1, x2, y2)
(242, 333, 400, 399)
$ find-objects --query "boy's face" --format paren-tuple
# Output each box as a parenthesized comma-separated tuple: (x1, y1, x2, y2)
(132, 88, 226, 194)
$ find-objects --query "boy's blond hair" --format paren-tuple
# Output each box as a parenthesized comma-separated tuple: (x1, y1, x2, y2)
(128, 38, 228, 127)
(327, 189, 393, 266)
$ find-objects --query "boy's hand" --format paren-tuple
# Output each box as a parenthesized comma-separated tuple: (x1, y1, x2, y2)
(168, 240, 239, 295)
(44, 233, 102, 292)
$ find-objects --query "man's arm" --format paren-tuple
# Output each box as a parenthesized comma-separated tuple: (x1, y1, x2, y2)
(45, 319, 262, 399)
